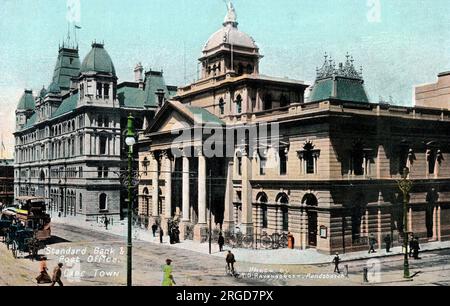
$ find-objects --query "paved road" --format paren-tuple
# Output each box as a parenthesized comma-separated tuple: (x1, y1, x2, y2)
(1, 222, 449, 286)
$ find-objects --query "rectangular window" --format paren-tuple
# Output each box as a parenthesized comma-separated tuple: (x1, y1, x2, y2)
(103, 167, 109, 178)
(98, 167, 102, 178)
(104, 84, 110, 99)
(280, 150, 287, 175)
(97, 82, 103, 98)
(100, 136, 107, 155)
(79, 136, 84, 155)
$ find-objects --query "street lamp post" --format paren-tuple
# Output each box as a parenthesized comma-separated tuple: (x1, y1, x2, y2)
(398, 167, 413, 279)
(125, 114, 136, 287)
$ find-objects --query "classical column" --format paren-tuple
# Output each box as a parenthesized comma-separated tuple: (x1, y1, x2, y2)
(150, 152, 159, 218)
(223, 159, 234, 230)
(377, 208, 382, 250)
(182, 153, 190, 222)
(197, 149, 207, 225)
(241, 148, 253, 236)
(432, 205, 438, 240)
(301, 210, 307, 250)
(164, 152, 172, 220)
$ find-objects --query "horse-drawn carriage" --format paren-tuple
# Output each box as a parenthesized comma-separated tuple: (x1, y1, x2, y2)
(0, 197, 51, 259)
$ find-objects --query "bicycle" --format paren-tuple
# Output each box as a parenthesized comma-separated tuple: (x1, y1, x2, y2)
(225, 264, 239, 278)
(260, 231, 273, 249)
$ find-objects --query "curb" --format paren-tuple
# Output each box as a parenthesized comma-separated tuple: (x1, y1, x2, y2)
(51, 220, 450, 265)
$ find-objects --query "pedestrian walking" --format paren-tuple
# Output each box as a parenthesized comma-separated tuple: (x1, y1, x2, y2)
(333, 253, 341, 274)
(384, 234, 392, 253)
(36, 257, 51, 284)
(368, 234, 377, 253)
(159, 227, 164, 244)
(218, 232, 225, 252)
(226, 251, 236, 275)
(413, 237, 421, 259)
(409, 234, 415, 257)
(162, 259, 176, 286)
(51, 263, 64, 286)
(104, 215, 110, 230)
(152, 223, 158, 237)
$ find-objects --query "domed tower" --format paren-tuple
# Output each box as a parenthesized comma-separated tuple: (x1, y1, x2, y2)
(15, 89, 35, 130)
(78, 42, 117, 107)
(199, 1, 262, 80)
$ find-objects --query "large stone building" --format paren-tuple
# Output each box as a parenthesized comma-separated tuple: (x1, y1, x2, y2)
(137, 3, 450, 254)
(0, 159, 14, 207)
(415, 71, 450, 109)
(14, 39, 175, 221)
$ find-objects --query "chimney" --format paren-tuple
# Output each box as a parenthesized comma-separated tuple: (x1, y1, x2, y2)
(134, 62, 144, 89)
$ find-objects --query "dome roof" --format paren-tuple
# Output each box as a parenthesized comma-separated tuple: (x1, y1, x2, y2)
(203, 25, 257, 52)
(80, 43, 116, 76)
(48, 82, 61, 94)
(17, 90, 35, 111)
(203, 2, 257, 52)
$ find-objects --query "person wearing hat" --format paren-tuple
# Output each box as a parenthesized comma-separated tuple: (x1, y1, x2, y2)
(51, 263, 64, 286)
(332, 253, 341, 274)
(162, 259, 176, 286)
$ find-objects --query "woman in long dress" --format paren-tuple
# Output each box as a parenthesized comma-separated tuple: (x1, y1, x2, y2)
(36, 257, 52, 284)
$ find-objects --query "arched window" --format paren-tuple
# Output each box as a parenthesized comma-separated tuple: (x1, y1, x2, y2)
(276, 193, 289, 232)
(236, 150, 242, 176)
(235, 95, 242, 114)
(143, 187, 150, 216)
(427, 149, 436, 175)
(219, 98, 225, 115)
(99, 193, 107, 211)
(263, 94, 272, 110)
(257, 192, 268, 229)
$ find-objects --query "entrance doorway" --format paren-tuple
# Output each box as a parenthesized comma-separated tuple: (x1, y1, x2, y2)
(302, 193, 318, 247)
(308, 211, 318, 247)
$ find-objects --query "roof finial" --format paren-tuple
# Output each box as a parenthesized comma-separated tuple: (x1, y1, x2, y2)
(223, 1, 238, 27)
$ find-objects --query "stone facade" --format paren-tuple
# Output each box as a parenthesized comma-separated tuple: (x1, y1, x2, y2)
(0, 159, 14, 207)
(415, 71, 450, 109)
(14, 40, 175, 221)
(137, 5, 450, 253)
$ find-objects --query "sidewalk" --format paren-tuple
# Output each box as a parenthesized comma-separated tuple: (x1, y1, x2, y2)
(51, 216, 450, 265)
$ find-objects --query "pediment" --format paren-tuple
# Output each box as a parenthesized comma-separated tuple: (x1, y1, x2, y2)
(158, 111, 192, 133)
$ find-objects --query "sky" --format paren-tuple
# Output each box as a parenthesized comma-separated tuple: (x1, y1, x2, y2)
(0, 0, 449, 158)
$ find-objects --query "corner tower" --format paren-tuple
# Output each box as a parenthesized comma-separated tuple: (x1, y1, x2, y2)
(78, 42, 118, 108)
